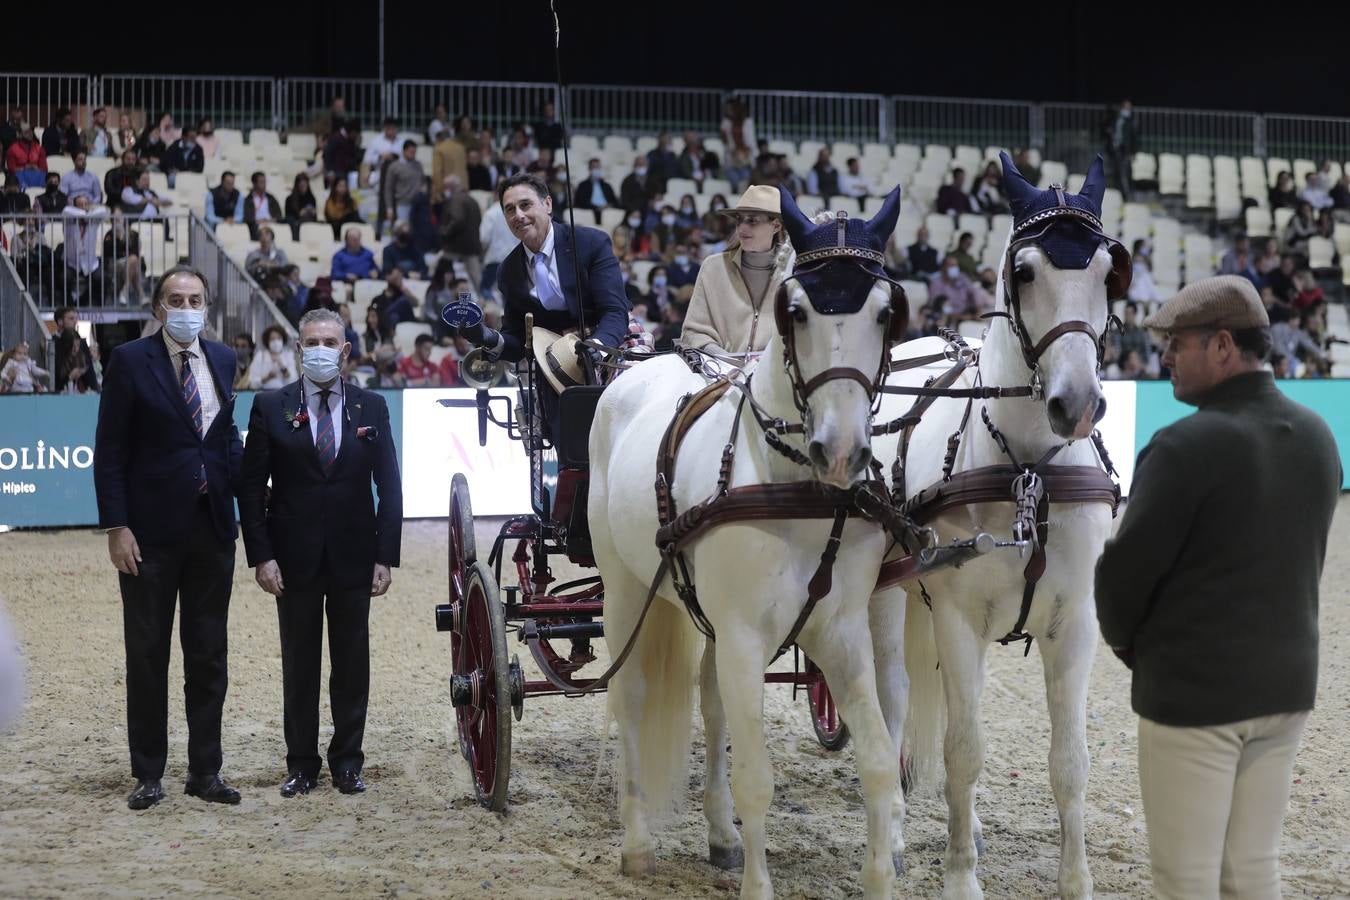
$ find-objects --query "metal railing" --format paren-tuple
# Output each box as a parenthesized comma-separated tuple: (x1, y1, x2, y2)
(0, 73, 94, 141)
(891, 96, 1033, 153)
(1263, 114, 1350, 165)
(739, 88, 886, 146)
(391, 80, 559, 139)
(1042, 103, 1264, 172)
(187, 213, 295, 343)
(0, 249, 51, 389)
(567, 84, 723, 138)
(277, 78, 386, 136)
(99, 74, 277, 133)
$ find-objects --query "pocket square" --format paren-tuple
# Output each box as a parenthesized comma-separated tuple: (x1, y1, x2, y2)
(357, 426, 378, 441)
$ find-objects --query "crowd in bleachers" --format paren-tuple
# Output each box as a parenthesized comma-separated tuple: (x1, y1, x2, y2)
(3, 96, 1348, 385)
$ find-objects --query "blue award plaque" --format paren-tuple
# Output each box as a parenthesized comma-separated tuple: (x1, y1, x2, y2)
(440, 291, 483, 329)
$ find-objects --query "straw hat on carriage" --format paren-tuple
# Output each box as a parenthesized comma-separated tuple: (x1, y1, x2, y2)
(531, 327, 591, 395)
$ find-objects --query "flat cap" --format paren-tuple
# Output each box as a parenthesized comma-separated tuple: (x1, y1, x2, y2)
(1142, 275, 1269, 331)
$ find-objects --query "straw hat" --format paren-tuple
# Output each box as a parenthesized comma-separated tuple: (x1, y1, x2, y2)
(718, 184, 781, 217)
(531, 327, 589, 395)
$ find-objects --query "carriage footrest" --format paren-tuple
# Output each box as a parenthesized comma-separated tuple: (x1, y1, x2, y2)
(530, 622, 605, 641)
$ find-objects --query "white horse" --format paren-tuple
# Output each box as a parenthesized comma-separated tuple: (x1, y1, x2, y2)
(589, 188, 907, 898)
(872, 155, 1125, 899)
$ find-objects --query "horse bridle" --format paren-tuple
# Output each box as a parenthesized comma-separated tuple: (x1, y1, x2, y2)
(991, 186, 1132, 394)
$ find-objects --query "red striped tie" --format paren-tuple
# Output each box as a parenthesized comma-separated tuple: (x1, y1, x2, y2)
(315, 389, 336, 472)
(180, 351, 207, 493)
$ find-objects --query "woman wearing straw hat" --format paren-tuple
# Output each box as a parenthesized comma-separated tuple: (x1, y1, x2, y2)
(678, 185, 794, 358)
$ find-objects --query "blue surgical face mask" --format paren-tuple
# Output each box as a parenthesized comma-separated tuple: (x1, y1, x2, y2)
(652, 275, 668, 289)
(627, 216, 641, 228)
(163, 307, 204, 344)
(674, 255, 689, 266)
(946, 265, 960, 280)
(302, 345, 343, 384)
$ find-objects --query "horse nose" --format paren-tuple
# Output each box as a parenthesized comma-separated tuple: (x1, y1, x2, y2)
(848, 445, 873, 478)
(1093, 395, 1107, 424)
(808, 439, 830, 472)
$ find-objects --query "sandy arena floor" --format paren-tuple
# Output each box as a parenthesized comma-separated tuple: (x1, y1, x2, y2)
(0, 499, 1347, 898)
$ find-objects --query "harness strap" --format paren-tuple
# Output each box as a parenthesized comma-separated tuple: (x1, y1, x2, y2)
(776, 506, 849, 657)
(801, 366, 880, 399)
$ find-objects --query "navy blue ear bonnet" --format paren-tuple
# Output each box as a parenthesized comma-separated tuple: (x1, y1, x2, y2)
(1000, 151, 1110, 271)
(779, 185, 901, 314)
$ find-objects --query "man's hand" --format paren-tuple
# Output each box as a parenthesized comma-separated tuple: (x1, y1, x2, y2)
(108, 527, 141, 576)
(255, 560, 285, 596)
(371, 563, 392, 597)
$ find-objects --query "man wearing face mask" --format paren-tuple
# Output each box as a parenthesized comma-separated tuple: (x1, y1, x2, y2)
(240, 308, 402, 798)
(94, 265, 245, 811)
(573, 157, 618, 223)
(620, 155, 653, 213)
(162, 125, 205, 189)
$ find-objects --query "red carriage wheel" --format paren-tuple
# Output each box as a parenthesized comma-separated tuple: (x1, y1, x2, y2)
(452, 560, 513, 811)
(804, 658, 850, 751)
(448, 473, 477, 606)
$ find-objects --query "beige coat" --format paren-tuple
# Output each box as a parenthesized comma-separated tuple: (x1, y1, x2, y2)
(431, 138, 469, 202)
(679, 242, 794, 355)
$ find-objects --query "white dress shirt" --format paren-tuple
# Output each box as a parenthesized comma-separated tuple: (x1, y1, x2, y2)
(303, 375, 344, 455)
(521, 225, 565, 310)
(362, 134, 400, 184)
(163, 330, 221, 434)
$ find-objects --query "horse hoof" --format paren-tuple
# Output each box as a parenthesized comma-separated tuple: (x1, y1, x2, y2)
(892, 852, 905, 876)
(620, 848, 657, 876)
(709, 843, 744, 870)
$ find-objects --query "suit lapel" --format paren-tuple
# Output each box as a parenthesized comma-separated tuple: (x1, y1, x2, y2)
(282, 381, 326, 478)
(145, 336, 200, 437)
(553, 223, 582, 319)
(331, 383, 362, 475)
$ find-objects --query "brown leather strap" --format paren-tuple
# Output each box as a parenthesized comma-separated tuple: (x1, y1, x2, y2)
(656, 481, 856, 551)
(655, 379, 734, 527)
(800, 366, 879, 399)
(1029, 320, 1102, 363)
(904, 464, 1120, 525)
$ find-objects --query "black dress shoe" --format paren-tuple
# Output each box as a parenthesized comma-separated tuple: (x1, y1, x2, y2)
(333, 770, 365, 794)
(184, 773, 241, 805)
(127, 779, 164, 810)
(280, 772, 318, 797)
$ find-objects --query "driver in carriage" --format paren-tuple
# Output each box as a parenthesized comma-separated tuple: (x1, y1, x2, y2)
(453, 172, 631, 441)
(678, 185, 796, 361)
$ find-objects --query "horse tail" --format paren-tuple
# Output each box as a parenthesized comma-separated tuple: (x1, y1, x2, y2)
(902, 590, 945, 795)
(609, 593, 702, 820)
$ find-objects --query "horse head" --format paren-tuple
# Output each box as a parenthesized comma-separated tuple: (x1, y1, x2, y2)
(998, 152, 1130, 439)
(776, 186, 909, 487)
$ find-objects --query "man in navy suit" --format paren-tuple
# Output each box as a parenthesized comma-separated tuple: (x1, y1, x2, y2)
(94, 265, 245, 810)
(457, 172, 630, 439)
(238, 309, 402, 798)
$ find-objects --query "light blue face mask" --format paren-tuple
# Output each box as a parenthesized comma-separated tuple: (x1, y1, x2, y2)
(163, 307, 205, 344)
(302, 345, 343, 384)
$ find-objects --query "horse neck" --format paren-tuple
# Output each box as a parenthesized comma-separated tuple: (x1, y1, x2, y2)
(975, 282, 1060, 465)
(746, 334, 810, 482)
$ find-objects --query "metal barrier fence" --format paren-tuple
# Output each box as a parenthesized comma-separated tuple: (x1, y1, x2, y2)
(99, 74, 277, 133)
(0, 73, 95, 142)
(567, 85, 724, 138)
(0, 249, 51, 390)
(391, 80, 559, 139)
(1264, 114, 1350, 165)
(1042, 103, 1264, 172)
(277, 78, 386, 136)
(738, 88, 886, 146)
(187, 214, 296, 343)
(891, 96, 1034, 153)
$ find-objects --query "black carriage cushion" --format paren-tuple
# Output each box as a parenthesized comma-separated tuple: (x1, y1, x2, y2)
(557, 385, 606, 470)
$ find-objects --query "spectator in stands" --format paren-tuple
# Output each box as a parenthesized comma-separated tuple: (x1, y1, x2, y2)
(282, 173, 317, 241)
(931, 254, 992, 323)
(478, 196, 514, 299)
(34, 172, 67, 213)
(230, 334, 254, 390)
(1117, 301, 1152, 361)
(137, 112, 178, 171)
(1128, 239, 1162, 302)
(1268, 303, 1327, 374)
(1291, 269, 1325, 312)
(437, 175, 484, 290)
(777, 155, 805, 197)
(1106, 347, 1147, 380)
(1265, 254, 1298, 305)
(806, 149, 840, 199)
(837, 158, 869, 200)
(620, 155, 654, 214)
(52, 306, 98, 394)
(373, 268, 417, 326)
(575, 158, 619, 222)
(247, 324, 299, 390)
(952, 232, 979, 278)
(59, 151, 102, 205)
(1, 341, 50, 393)
(427, 104, 450, 144)
(1282, 201, 1317, 258)
(1313, 160, 1335, 191)
(648, 204, 680, 260)
(280, 265, 309, 325)
(937, 167, 973, 216)
(335, 302, 361, 351)
(41, 108, 81, 157)
(1231, 249, 1264, 293)
(1255, 237, 1281, 277)
(905, 227, 938, 279)
(5, 123, 47, 189)
(644, 265, 674, 312)
(324, 179, 362, 239)
(532, 101, 563, 152)
(360, 307, 393, 364)
(398, 333, 442, 386)
(617, 259, 643, 307)
(1299, 171, 1333, 211)
(80, 108, 113, 159)
(505, 128, 536, 174)
(667, 243, 700, 290)
(59, 196, 106, 304)
(162, 126, 204, 188)
(1331, 174, 1350, 211)
(973, 162, 1009, 214)
(243, 172, 283, 240)
(363, 118, 402, 189)
(1101, 99, 1136, 198)
(0, 107, 22, 156)
(423, 259, 458, 341)
(724, 147, 752, 194)
(465, 148, 494, 192)
(105, 149, 139, 211)
(102, 212, 144, 304)
(432, 125, 468, 203)
(1013, 148, 1040, 186)
(1268, 171, 1297, 210)
(121, 170, 170, 217)
(367, 344, 405, 388)
(719, 97, 756, 157)
(245, 226, 289, 282)
(749, 151, 780, 188)
(1219, 235, 1250, 275)
(702, 194, 733, 244)
(676, 132, 716, 188)
(674, 194, 700, 232)
(381, 221, 427, 279)
(0, 172, 31, 214)
(332, 227, 379, 283)
(195, 119, 219, 160)
(646, 132, 679, 191)
(437, 333, 467, 386)
(204, 171, 244, 229)
(113, 113, 138, 158)
(323, 118, 360, 188)
(383, 140, 425, 229)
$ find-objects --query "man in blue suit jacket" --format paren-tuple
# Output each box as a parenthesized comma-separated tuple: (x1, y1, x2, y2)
(238, 309, 402, 798)
(94, 265, 245, 811)
(457, 172, 630, 438)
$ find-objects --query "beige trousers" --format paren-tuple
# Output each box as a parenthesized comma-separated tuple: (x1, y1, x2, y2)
(1138, 711, 1308, 900)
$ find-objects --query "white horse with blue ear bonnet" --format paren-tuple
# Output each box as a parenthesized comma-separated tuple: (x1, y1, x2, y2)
(589, 184, 913, 898)
(870, 154, 1128, 899)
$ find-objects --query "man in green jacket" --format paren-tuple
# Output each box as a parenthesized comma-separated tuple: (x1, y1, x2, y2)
(1095, 275, 1341, 899)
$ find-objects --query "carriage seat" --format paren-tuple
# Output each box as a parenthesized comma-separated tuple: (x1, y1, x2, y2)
(550, 385, 606, 565)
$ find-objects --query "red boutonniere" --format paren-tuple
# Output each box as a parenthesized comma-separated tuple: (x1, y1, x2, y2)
(357, 426, 378, 441)
(285, 408, 310, 429)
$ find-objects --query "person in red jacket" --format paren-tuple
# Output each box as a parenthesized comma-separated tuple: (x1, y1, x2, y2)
(5, 123, 47, 189)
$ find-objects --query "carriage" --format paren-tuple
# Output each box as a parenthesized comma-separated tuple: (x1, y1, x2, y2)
(432, 317, 854, 811)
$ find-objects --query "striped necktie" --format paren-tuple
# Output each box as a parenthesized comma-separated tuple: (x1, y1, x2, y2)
(179, 350, 207, 492)
(315, 388, 336, 472)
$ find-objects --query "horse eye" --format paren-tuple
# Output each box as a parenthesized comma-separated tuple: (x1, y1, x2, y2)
(1015, 264, 1035, 284)
(790, 303, 807, 323)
